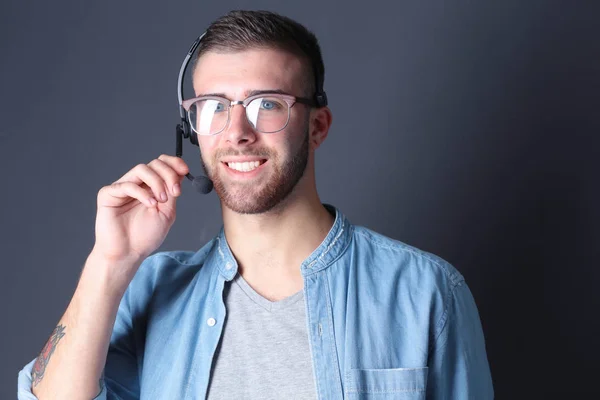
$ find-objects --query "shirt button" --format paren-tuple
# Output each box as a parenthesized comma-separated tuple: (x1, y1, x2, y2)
(207, 318, 216, 327)
(225, 262, 233, 270)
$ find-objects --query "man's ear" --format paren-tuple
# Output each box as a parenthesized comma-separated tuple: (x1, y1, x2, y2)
(309, 106, 333, 150)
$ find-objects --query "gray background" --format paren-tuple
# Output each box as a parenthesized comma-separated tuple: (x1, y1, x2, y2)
(1, 0, 598, 398)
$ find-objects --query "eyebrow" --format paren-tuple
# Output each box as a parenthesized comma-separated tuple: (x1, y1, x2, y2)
(196, 89, 290, 98)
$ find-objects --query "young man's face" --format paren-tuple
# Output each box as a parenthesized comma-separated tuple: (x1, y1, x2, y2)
(192, 48, 313, 214)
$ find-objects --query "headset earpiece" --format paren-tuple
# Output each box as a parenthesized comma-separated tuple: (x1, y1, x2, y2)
(315, 92, 328, 108)
(183, 120, 198, 146)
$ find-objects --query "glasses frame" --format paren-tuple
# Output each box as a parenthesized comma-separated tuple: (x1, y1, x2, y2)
(181, 92, 315, 136)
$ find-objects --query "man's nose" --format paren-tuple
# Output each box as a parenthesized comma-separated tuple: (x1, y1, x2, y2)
(222, 103, 258, 145)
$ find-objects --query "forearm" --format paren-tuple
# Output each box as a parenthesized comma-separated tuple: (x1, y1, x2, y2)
(31, 252, 140, 400)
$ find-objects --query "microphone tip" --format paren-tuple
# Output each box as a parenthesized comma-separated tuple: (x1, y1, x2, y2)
(192, 176, 214, 194)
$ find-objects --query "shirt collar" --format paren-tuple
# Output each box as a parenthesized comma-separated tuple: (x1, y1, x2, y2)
(208, 203, 353, 281)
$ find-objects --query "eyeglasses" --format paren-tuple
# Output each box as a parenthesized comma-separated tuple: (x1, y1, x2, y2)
(181, 92, 315, 136)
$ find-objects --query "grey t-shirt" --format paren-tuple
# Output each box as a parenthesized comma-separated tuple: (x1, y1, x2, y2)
(206, 272, 317, 399)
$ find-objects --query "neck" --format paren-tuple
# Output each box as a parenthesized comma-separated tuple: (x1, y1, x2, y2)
(221, 186, 334, 297)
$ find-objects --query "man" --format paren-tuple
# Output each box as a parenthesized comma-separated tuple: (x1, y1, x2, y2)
(18, 10, 493, 399)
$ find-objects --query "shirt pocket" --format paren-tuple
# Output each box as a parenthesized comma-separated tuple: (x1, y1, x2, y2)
(344, 367, 428, 399)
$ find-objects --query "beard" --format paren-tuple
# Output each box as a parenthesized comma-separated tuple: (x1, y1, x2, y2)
(201, 126, 309, 215)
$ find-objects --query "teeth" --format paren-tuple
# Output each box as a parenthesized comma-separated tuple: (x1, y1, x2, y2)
(227, 161, 261, 172)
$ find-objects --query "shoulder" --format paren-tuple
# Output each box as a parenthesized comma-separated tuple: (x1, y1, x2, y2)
(348, 225, 473, 339)
(350, 225, 465, 292)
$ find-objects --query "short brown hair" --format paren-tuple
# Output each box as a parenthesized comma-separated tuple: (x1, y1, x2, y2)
(193, 10, 325, 100)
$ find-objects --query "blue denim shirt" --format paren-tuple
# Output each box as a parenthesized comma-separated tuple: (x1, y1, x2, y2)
(18, 204, 493, 399)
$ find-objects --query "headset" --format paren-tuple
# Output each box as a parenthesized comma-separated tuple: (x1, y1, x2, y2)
(175, 32, 328, 194)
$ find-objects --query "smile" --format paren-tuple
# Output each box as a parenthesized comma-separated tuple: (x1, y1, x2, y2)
(222, 159, 268, 173)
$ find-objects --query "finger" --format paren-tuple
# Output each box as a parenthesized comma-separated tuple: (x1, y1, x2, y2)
(148, 158, 185, 197)
(157, 154, 190, 177)
(114, 164, 169, 203)
(99, 181, 157, 208)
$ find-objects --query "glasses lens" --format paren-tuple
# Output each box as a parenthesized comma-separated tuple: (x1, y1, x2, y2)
(246, 97, 290, 133)
(188, 99, 228, 135)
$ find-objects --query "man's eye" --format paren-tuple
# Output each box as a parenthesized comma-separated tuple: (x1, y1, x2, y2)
(214, 103, 226, 112)
(260, 100, 280, 110)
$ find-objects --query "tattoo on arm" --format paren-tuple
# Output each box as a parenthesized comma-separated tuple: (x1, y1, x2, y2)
(31, 324, 66, 387)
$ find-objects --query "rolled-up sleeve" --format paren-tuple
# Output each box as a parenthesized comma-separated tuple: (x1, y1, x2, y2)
(426, 281, 494, 399)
